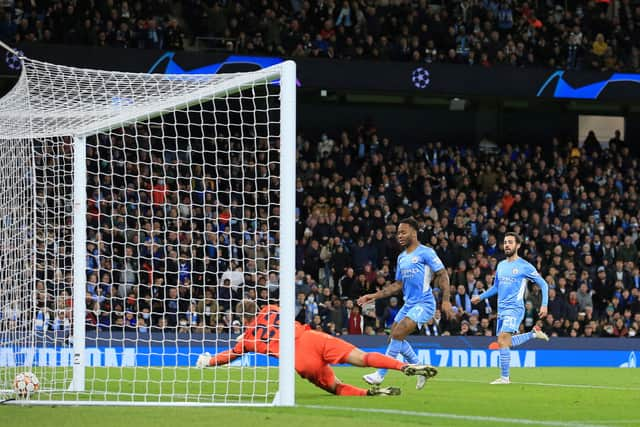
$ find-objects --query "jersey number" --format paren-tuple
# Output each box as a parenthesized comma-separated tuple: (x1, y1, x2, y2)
(501, 316, 517, 332)
(255, 312, 280, 342)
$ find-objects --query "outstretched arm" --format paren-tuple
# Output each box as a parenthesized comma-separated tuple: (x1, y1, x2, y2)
(357, 281, 403, 306)
(209, 347, 243, 366)
(479, 284, 498, 301)
(199, 336, 246, 367)
(471, 275, 498, 304)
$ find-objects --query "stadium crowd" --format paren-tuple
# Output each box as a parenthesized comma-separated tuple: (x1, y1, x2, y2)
(1, 0, 184, 50)
(5, 0, 640, 71)
(288, 127, 640, 339)
(27, 117, 640, 340)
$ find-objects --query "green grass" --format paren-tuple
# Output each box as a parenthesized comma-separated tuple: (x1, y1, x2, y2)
(2, 368, 639, 427)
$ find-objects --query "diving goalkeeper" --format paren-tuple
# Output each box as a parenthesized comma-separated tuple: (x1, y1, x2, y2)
(196, 300, 437, 396)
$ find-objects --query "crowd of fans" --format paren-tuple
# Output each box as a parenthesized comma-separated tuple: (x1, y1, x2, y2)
(24, 116, 640, 340)
(6, 0, 640, 71)
(2, 0, 185, 50)
(290, 127, 640, 339)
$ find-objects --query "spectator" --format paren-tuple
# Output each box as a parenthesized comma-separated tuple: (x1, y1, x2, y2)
(612, 259, 633, 289)
(618, 237, 638, 263)
(528, 284, 543, 312)
(329, 298, 348, 333)
(613, 319, 629, 337)
(164, 18, 184, 50)
(454, 285, 472, 317)
(304, 294, 319, 325)
(592, 33, 608, 57)
(547, 288, 567, 322)
(347, 304, 364, 335)
(0, 0, 631, 72)
(593, 267, 615, 318)
(577, 283, 593, 312)
(524, 301, 537, 329)
(566, 292, 580, 322)
(294, 292, 306, 324)
(337, 267, 357, 299)
(23, 104, 640, 340)
(382, 296, 400, 329)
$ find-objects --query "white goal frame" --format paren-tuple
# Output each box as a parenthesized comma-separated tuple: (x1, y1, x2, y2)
(0, 46, 296, 406)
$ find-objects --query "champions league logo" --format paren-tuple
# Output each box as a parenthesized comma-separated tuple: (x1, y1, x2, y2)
(147, 53, 302, 86)
(619, 352, 636, 368)
(411, 67, 430, 89)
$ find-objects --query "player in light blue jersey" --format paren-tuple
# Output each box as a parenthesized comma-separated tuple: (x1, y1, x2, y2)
(357, 218, 451, 389)
(471, 232, 550, 384)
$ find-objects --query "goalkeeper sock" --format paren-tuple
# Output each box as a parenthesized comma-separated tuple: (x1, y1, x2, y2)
(400, 340, 419, 364)
(377, 338, 403, 378)
(511, 331, 535, 347)
(363, 352, 405, 371)
(499, 348, 511, 378)
(335, 383, 368, 396)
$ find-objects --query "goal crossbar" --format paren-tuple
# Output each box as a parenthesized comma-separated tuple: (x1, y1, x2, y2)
(0, 58, 285, 139)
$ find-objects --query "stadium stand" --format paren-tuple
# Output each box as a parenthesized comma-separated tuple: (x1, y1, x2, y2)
(4, 0, 640, 71)
(12, 1, 638, 339)
(30, 120, 640, 339)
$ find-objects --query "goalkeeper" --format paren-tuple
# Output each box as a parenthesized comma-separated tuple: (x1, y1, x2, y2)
(196, 300, 437, 396)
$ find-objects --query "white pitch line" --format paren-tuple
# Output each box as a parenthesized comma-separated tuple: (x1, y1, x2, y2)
(586, 422, 640, 425)
(300, 404, 612, 427)
(433, 378, 640, 391)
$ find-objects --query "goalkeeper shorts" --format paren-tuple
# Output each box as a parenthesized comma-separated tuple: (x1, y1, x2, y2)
(295, 330, 356, 389)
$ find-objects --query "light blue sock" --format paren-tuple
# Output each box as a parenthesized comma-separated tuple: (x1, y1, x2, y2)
(401, 340, 419, 364)
(378, 339, 403, 378)
(511, 331, 535, 347)
(499, 348, 510, 378)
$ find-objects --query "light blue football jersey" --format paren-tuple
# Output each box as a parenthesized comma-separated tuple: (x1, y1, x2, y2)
(492, 258, 549, 312)
(395, 244, 445, 305)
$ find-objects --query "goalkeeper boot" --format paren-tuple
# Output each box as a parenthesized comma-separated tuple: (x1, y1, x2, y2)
(367, 385, 401, 396)
(196, 352, 212, 368)
(402, 364, 438, 379)
(362, 371, 384, 385)
(532, 325, 550, 341)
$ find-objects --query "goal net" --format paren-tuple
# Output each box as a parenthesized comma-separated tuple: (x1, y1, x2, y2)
(0, 55, 296, 406)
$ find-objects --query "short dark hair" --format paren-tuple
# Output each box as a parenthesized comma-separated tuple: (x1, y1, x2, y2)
(236, 299, 258, 321)
(399, 217, 419, 231)
(504, 232, 522, 244)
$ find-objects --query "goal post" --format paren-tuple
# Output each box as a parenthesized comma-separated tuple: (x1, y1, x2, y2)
(276, 60, 296, 407)
(0, 53, 296, 406)
(71, 134, 87, 393)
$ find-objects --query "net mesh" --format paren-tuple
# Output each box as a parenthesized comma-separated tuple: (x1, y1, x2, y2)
(0, 59, 260, 139)
(0, 57, 286, 404)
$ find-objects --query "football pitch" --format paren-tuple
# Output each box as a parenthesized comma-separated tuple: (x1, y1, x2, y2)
(2, 367, 639, 427)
